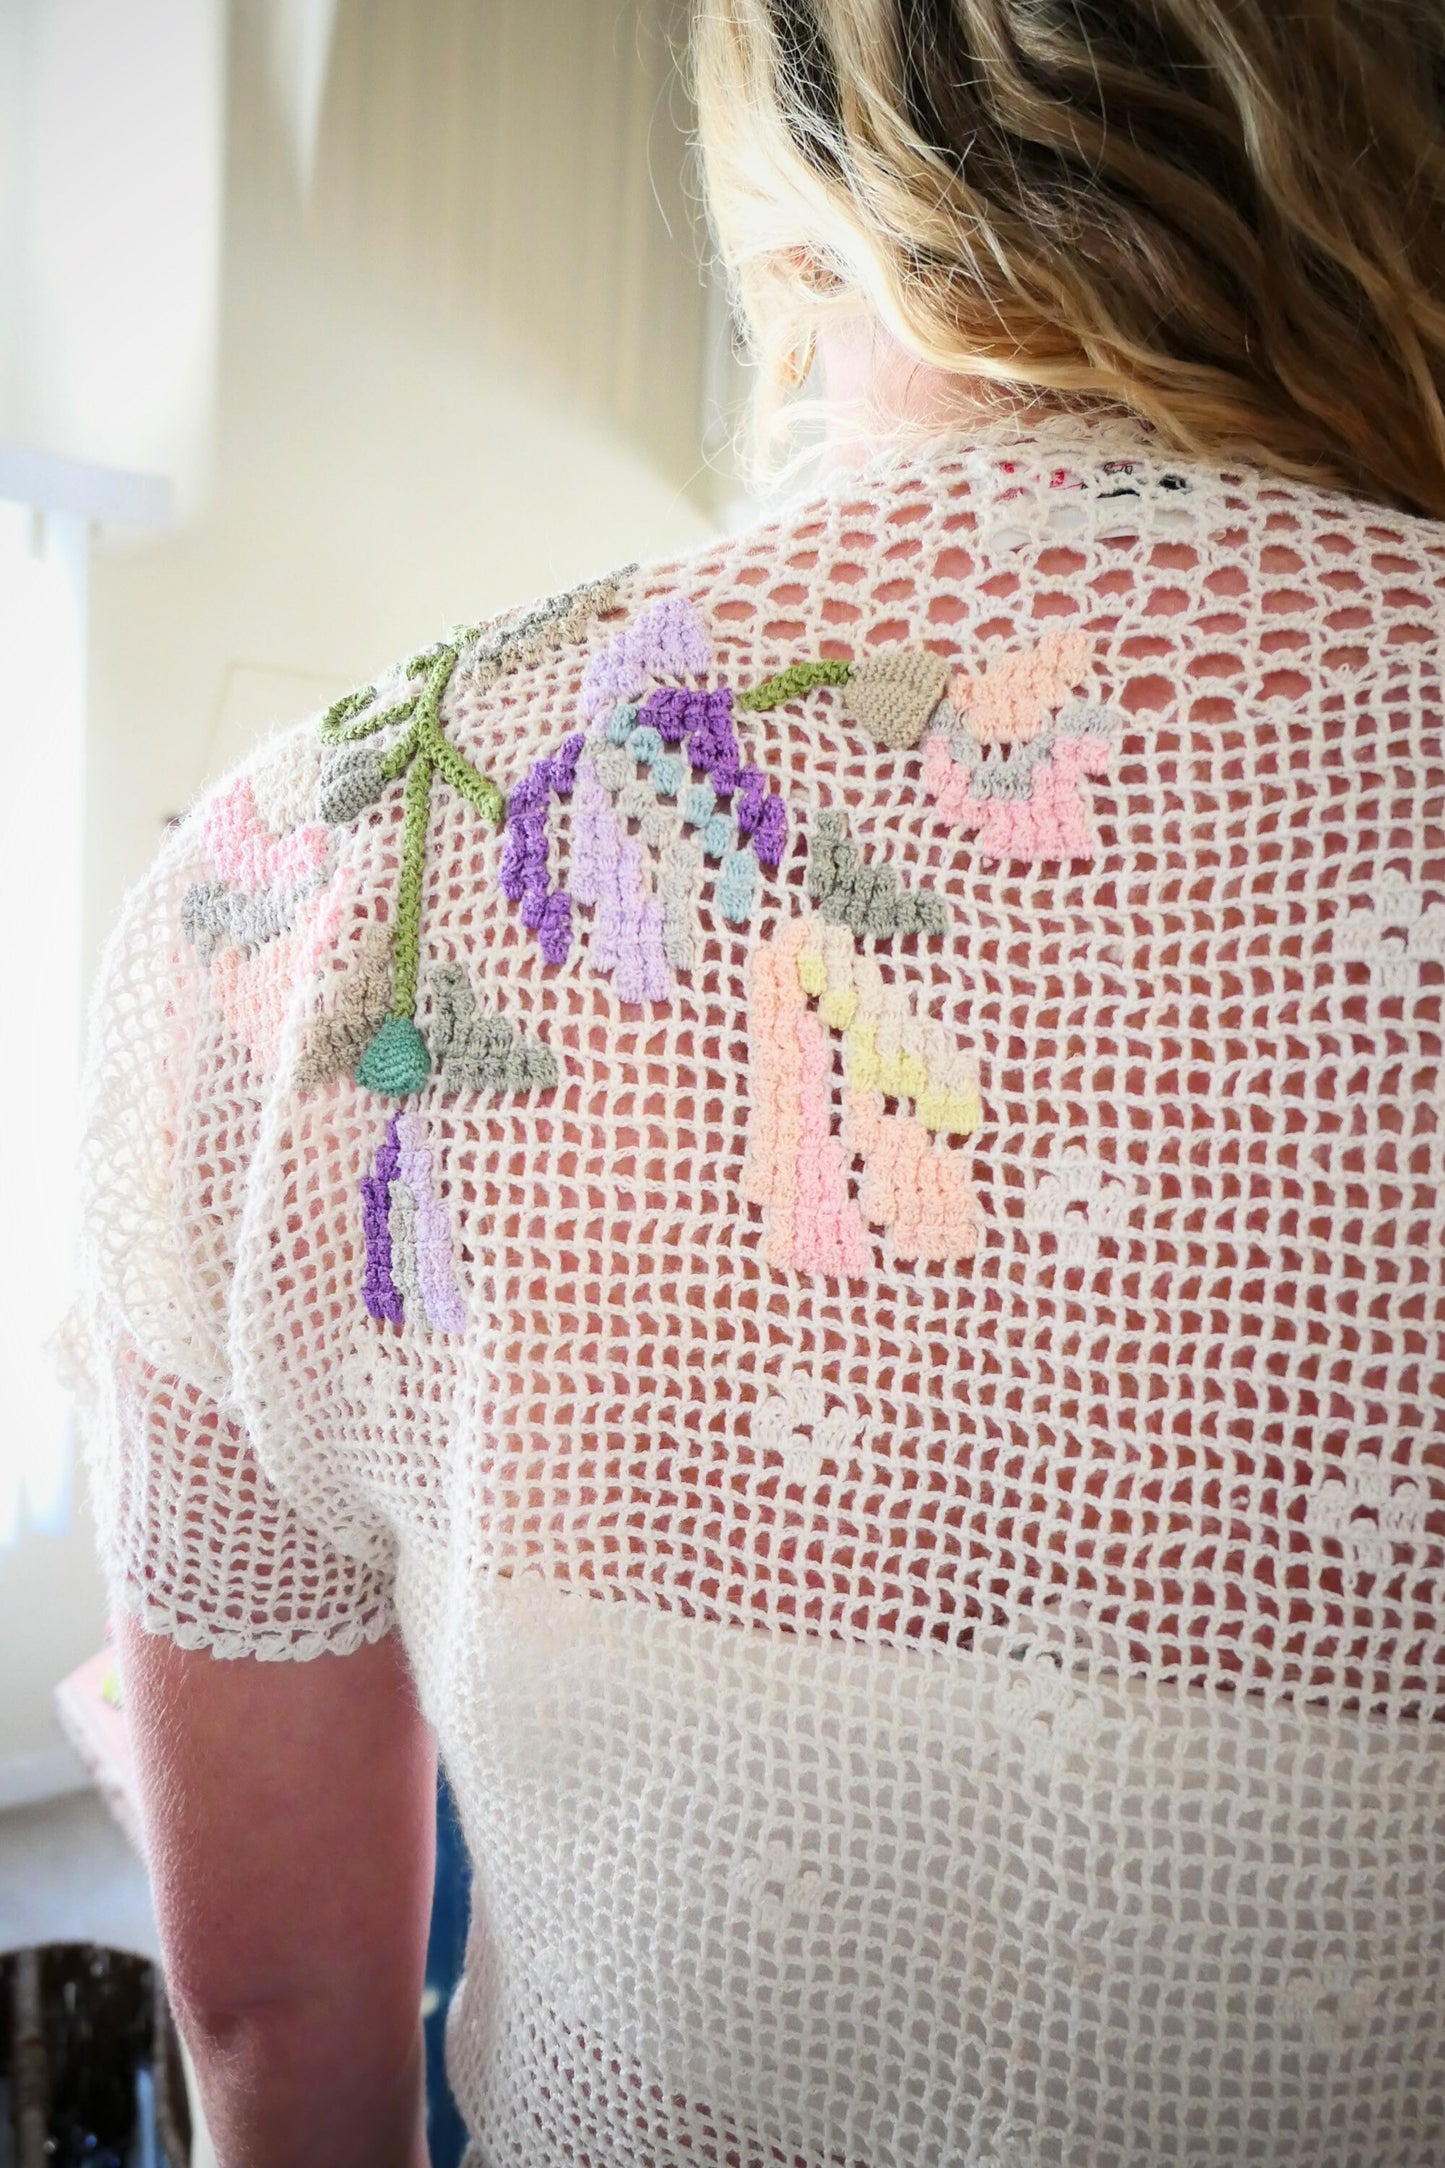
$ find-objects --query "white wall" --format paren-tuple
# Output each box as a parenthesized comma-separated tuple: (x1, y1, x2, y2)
(0, 0, 226, 498)
(85, 2, 716, 952)
(0, 1, 718, 1791)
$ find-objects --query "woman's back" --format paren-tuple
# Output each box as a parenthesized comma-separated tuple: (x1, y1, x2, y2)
(85, 411, 1445, 2164)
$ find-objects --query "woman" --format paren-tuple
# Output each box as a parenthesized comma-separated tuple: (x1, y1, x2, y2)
(76, 3, 1445, 2163)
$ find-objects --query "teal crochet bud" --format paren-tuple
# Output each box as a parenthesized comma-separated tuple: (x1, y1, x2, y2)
(355, 1015, 432, 1097)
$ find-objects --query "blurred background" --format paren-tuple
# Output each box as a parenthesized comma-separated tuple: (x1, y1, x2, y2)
(0, 2, 747, 2150)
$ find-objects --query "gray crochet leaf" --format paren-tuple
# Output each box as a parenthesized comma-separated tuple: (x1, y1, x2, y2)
(318, 745, 392, 826)
(805, 809, 950, 939)
(428, 963, 559, 1096)
(181, 879, 304, 963)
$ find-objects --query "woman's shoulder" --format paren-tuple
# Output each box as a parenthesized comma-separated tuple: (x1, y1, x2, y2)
(125, 415, 1445, 1116)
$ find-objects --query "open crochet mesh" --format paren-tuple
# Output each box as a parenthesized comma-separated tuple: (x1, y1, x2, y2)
(76, 414, 1444, 2166)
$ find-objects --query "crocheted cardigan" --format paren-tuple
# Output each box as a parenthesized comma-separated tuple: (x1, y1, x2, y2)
(75, 413, 1445, 2168)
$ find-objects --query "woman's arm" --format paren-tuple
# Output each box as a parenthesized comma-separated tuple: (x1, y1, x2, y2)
(120, 1615, 437, 2168)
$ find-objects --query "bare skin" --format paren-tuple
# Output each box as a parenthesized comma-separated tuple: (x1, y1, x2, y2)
(813, 307, 1000, 471)
(121, 1614, 437, 2168)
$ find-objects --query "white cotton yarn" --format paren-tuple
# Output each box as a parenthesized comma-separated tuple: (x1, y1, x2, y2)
(75, 412, 1445, 2165)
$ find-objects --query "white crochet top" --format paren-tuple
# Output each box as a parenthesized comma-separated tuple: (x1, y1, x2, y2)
(76, 412, 1445, 2168)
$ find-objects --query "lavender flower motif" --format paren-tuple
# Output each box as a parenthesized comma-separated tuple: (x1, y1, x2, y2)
(571, 757, 672, 1003)
(579, 594, 713, 723)
(500, 733, 584, 965)
(361, 1117, 406, 1325)
(360, 1111, 467, 1334)
(503, 593, 795, 995)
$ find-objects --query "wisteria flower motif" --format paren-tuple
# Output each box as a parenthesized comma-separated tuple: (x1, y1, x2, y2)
(500, 595, 795, 1002)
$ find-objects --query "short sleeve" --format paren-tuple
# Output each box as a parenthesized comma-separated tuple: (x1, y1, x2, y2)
(69, 732, 397, 1660)
(85, 1339, 396, 1661)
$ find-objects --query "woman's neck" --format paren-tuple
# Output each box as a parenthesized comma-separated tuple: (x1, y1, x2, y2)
(815, 311, 1002, 472)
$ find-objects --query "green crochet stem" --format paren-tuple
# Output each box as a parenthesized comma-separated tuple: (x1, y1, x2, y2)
(737, 658, 852, 711)
(320, 641, 506, 1026)
(394, 738, 435, 1021)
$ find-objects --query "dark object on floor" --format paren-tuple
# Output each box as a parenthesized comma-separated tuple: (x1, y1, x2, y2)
(0, 1945, 190, 2167)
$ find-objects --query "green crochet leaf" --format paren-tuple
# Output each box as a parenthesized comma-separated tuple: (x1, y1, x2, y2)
(355, 1015, 432, 1097)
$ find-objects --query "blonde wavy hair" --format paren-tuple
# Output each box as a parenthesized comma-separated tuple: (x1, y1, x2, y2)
(693, 0, 1445, 514)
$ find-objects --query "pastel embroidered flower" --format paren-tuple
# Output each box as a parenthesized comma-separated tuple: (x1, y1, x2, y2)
(733, 626, 1122, 864)
(181, 773, 334, 966)
(361, 1110, 467, 1334)
(745, 911, 983, 1275)
(920, 631, 1121, 861)
(200, 773, 333, 891)
(180, 771, 342, 1077)
(317, 572, 622, 1097)
(501, 594, 794, 994)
